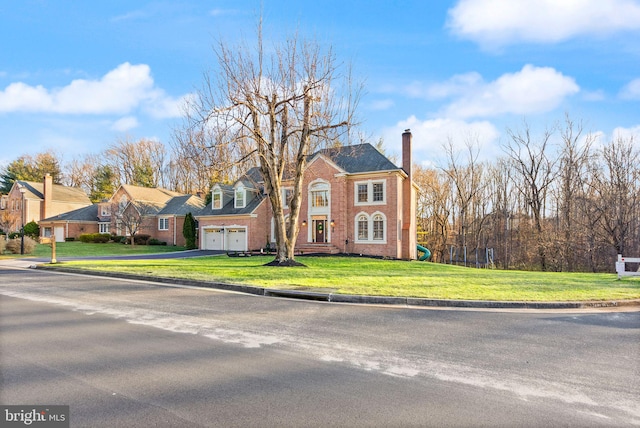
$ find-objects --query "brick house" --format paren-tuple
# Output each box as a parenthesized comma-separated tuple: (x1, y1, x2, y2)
(4, 174, 92, 238)
(196, 130, 418, 259)
(39, 184, 205, 245)
(100, 184, 205, 246)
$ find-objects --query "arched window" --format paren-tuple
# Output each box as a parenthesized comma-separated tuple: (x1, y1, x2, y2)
(310, 182, 329, 208)
(357, 214, 369, 241)
(373, 213, 385, 241)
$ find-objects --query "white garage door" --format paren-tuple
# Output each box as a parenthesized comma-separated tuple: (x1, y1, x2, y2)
(54, 227, 65, 243)
(227, 228, 247, 252)
(203, 228, 224, 250)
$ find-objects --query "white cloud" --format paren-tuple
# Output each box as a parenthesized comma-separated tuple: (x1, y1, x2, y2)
(111, 116, 139, 132)
(383, 116, 501, 165)
(447, 0, 640, 49)
(0, 63, 184, 118)
(430, 65, 579, 119)
(619, 78, 640, 99)
(611, 125, 640, 140)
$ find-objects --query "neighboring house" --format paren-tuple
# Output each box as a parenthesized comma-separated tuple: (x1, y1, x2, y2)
(39, 205, 100, 242)
(196, 131, 418, 259)
(5, 174, 92, 235)
(103, 184, 206, 246)
(40, 183, 205, 245)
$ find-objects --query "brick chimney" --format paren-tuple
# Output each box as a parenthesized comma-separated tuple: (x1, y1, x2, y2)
(402, 129, 412, 181)
(401, 130, 417, 259)
(42, 173, 53, 220)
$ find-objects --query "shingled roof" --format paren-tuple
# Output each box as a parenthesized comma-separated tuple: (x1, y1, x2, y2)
(41, 204, 99, 222)
(17, 180, 91, 205)
(312, 143, 399, 174)
(158, 195, 206, 216)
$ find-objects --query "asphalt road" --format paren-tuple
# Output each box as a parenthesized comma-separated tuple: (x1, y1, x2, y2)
(1, 265, 639, 427)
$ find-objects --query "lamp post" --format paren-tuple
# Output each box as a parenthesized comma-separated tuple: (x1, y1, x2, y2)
(19, 187, 26, 255)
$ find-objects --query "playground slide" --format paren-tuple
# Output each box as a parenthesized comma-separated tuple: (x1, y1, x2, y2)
(417, 244, 431, 261)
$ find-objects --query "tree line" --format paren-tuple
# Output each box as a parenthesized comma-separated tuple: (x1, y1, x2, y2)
(0, 136, 244, 201)
(414, 116, 639, 272)
(1, 115, 637, 272)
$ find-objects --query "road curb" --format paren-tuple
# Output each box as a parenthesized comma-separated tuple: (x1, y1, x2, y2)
(33, 264, 640, 310)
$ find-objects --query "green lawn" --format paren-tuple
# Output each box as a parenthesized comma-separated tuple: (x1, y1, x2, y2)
(0, 241, 187, 259)
(58, 255, 640, 302)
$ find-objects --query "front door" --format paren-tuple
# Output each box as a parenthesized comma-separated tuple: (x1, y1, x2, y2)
(313, 219, 326, 243)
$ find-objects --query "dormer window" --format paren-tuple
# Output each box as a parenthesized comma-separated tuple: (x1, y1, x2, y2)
(235, 185, 246, 209)
(212, 188, 222, 210)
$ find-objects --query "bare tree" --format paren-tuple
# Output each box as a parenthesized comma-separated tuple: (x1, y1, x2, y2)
(113, 200, 157, 247)
(555, 115, 594, 270)
(169, 118, 240, 194)
(185, 25, 360, 264)
(414, 165, 452, 262)
(105, 138, 167, 188)
(503, 122, 559, 270)
(440, 137, 486, 255)
(587, 136, 640, 257)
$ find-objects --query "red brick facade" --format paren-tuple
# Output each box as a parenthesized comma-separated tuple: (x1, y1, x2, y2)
(197, 133, 418, 259)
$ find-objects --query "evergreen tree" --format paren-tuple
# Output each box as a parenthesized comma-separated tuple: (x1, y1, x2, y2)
(183, 212, 197, 249)
(90, 165, 117, 202)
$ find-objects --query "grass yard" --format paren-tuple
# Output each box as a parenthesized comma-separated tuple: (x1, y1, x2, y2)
(0, 241, 187, 259)
(59, 255, 640, 302)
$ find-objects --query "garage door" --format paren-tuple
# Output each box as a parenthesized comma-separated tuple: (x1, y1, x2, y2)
(227, 228, 247, 252)
(54, 227, 65, 243)
(203, 228, 224, 250)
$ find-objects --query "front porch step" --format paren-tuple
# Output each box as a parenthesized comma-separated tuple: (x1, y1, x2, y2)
(295, 243, 341, 255)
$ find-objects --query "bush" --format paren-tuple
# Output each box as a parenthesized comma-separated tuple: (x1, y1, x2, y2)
(23, 221, 40, 239)
(120, 234, 151, 245)
(6, 236, 37, 254)
(148, 238, 167, 246)
(65, 237, 75, 242)
(8, 232, 20, 239)
(134, 234, 151, 245)
(78, 233, 111, 243)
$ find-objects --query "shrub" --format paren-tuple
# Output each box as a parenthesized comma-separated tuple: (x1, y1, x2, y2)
(6, 236, 37, 254)
(8, 232, 20, 239)
(134, 234, 151, 245)
(65, 237, 75, 242)
(78, 233, 111, 243)
(23, 221, 40, 239)
(148, 238, 167, 246)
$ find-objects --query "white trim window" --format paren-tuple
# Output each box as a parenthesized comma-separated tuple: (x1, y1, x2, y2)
(212, 188, 223, 210)
(99, 223, 110, 234)
(235, 185, 246, 209)
(373, 213, 385, 241)
(357, 214, 369, 241)
(283, 188, 293, 209)
(309, 180, 330, 212)
(158, 217, 169, 231)
(355, 212, 387, 243)
(354, 180, 386, 205)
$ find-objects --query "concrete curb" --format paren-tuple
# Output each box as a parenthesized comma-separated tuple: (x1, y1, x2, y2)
(34, 264, 640, 310)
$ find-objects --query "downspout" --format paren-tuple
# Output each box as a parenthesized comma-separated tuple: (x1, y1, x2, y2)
(173, 215, 177, 246)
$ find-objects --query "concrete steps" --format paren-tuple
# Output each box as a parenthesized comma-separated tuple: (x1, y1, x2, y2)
(295, 243, 341, 255)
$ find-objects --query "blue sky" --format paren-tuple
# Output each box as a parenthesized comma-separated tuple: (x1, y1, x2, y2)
(1, 0, 639, 169)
